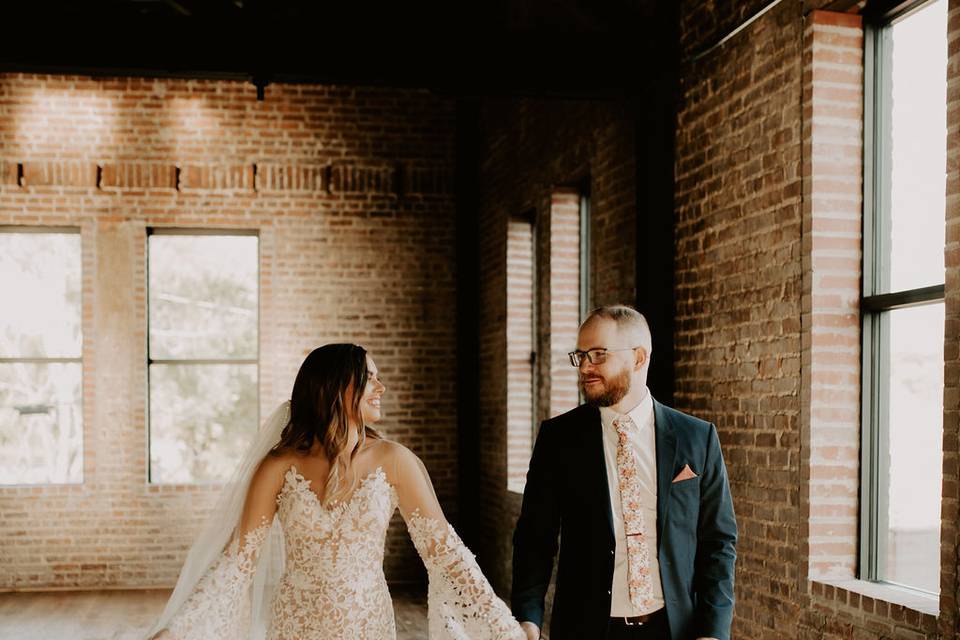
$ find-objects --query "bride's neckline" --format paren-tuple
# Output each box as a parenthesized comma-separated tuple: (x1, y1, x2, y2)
(281, 465, 389, 510)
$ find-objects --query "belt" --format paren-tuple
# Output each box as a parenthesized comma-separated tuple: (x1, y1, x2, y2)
(609, 608, 664, 627)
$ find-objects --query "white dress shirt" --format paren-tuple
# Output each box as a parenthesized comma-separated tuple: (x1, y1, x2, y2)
(599, 388, 665, 617)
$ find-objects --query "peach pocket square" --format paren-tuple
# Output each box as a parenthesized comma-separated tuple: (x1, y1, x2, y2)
(671, 464, 698, 483)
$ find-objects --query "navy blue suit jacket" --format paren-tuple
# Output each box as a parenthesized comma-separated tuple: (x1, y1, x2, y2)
(511, 401, 737, 640)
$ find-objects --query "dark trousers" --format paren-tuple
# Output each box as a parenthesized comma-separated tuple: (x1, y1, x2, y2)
(604, 609, 670, 640)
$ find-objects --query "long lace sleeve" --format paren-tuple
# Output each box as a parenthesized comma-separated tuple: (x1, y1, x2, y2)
(391, 445, 525, 640)
(155, 516, 272, 639)
(150, 457, 285, 640)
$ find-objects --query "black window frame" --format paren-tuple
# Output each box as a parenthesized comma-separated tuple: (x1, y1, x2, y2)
(146, 227, 260, 484)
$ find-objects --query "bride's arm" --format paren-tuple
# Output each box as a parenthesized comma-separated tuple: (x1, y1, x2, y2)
(151, 457, 286, 640)
(237, 455, 286, 548)
(387, 443, 524, 640)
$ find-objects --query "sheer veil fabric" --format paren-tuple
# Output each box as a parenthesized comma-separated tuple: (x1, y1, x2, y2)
(148, 401, 291, 640)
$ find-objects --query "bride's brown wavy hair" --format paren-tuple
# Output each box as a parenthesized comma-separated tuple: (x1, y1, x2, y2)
(270, 343, 381, 506)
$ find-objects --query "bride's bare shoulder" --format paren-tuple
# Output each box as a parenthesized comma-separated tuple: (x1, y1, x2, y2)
(251, 451, 299, 490)
(365, 437, 413, 461)
(364, 438, 423, 483)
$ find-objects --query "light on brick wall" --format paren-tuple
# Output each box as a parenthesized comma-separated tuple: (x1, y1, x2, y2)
(0, 73, 457, 590)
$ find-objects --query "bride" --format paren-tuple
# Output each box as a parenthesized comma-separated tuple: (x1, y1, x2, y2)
(147, 343, 524, 640)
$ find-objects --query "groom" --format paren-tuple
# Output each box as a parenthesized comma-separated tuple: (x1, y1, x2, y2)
(512, 305, 737, 640)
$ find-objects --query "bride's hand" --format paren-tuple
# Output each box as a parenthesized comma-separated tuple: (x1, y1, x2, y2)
(520, 621, 540, 640)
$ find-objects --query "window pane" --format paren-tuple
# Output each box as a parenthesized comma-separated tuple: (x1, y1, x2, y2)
(506, 217, 535, 493)
(0, 363, 82, 484)
(883, 0, 947, 292)
(149, 235, 258, 360)
(883, 302, 943, 592)
(0, 232, 81, 358)
(149, 363, 258, 483)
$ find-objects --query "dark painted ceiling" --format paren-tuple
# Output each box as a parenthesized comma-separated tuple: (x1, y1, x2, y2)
(0, 0, 673, 98)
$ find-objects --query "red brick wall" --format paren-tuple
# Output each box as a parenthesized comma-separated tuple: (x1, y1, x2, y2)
(675, 4, 805, 637)
(677, 1, 959, 638)
(474, 97, 637, 606)
(0, 74, 456, 589)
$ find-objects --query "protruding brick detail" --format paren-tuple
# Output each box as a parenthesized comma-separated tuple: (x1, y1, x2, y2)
(404, 165, 454, 195)
(811, 10, 863, 28)
(0, 161, 17, 186)
(255, 163, 327, 192)
(21, 160, 98, 187)
(100, 162, 177, 190)
(329, 163, 396, 195)
(178, 163, 255, 192)
(801, 10, 864, 583)
(548, 189, 580, 419)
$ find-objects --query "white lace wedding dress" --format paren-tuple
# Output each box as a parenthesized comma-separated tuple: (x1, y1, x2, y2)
(152, 441, 524, 640)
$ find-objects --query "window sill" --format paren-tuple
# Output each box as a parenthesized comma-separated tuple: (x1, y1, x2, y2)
(815, 578, 939, 617)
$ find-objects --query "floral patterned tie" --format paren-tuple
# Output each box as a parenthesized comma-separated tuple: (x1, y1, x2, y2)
(613, 415, 656, 611)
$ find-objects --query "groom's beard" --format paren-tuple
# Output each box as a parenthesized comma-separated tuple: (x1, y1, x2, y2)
(580, 366, 631, 407)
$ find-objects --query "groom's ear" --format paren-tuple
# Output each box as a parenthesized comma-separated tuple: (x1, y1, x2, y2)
(634, 347, 647, 370)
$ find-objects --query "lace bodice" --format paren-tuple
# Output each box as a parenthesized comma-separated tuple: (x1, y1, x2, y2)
(269, 466, 398, 639)
(153, 446, 524, 640)
(276, 466, 396, 588)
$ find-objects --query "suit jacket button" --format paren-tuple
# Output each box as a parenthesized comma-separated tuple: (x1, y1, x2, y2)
(607, 590, 612, 595)
(610, 550, 614, 556)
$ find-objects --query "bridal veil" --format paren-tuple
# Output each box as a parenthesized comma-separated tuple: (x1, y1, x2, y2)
(146, 401, 291, 640)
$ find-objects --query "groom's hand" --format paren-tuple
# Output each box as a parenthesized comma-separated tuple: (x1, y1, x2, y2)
(520, 621, 540, 640)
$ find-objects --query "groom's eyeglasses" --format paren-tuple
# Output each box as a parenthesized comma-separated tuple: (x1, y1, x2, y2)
(567, 347, 640, 367)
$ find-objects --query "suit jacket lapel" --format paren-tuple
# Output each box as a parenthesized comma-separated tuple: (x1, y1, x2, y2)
(654, 399, 678, 544)
(586, 405, 616, 539)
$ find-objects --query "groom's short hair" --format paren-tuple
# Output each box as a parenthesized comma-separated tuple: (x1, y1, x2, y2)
(582, 305, 652, 355)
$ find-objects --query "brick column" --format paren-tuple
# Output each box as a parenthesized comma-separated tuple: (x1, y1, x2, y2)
(939, 0, 960, 635)
(548, 189, 581, 418)
(801, 10, 864, 581)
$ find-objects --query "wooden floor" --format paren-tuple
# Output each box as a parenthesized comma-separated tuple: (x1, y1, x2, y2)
(0, 587, 428, 640)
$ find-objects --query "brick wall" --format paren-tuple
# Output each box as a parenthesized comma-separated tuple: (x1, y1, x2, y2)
(0, 74, 456, 589)
(675, 3, 805, 638)
(475, 97, 638, 610)
(677, 1, 960, 638)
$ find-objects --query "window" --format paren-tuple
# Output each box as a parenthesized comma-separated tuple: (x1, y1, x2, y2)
(0, 228, 83, 484)
(579, 186, 591, 323)
(862, 0, 946, 594)
(579, 187, 591, 404)
(506, 186, 586, 492)
(148, 230, 259, 483)
(506, 211, 537, 493)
